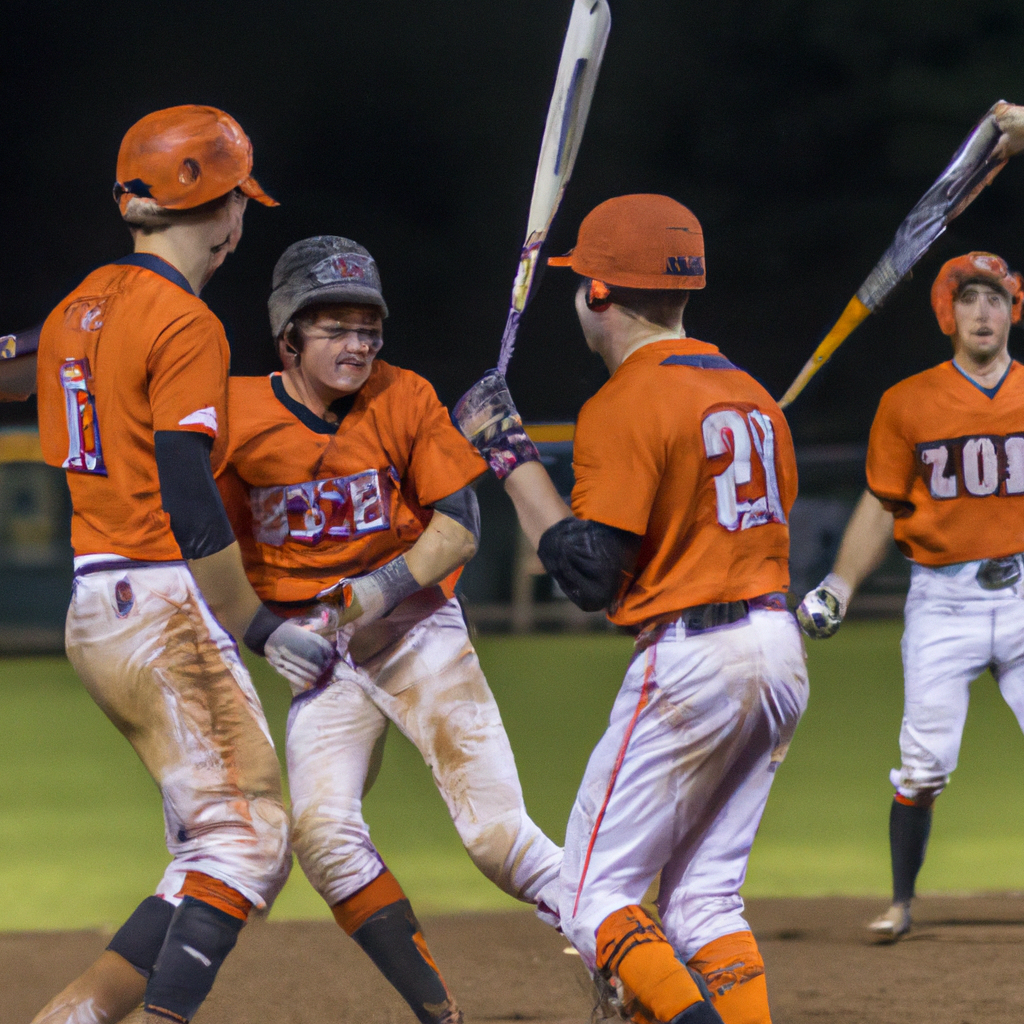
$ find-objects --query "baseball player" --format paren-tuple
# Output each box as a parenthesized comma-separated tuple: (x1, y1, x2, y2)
(455, 194, 808, 1024)
(29, 107, 336, 1024)
(216, 235, 563, 1024)
(797, 252, 1024, 942)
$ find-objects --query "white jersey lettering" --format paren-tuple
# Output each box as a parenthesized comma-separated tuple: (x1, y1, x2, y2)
(917, 433, 1024, 500)
(962, 437, 998, 496)
(702, 407, 786, 532)
(250, 468, 393, 547)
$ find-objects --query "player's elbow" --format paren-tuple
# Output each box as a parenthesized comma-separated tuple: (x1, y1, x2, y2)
(431, 485, 481, 566)
(538, 516, 641, 613)
(450, 522, 479, 566)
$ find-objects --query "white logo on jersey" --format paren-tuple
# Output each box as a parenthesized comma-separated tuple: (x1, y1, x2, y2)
(178, 407, 219, 436)
(250, 467, 394, 547)
(702, 407, 786, 531)
(917, 434, 1024, 499)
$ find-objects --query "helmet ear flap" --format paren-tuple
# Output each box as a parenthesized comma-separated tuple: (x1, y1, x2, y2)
(586, 279, 612, 312)
(1011, 273, 1024, 325)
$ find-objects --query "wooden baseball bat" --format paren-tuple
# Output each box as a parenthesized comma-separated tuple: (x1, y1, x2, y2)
(496, 0, 611, 375)
(779, 101, 1009, 409)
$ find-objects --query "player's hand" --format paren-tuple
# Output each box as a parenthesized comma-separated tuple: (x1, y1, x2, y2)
(993, 101, 1024, 161)
(453, 370, 540, 480)
(265, 619, 338, 697)
(795, 572, 852, 639)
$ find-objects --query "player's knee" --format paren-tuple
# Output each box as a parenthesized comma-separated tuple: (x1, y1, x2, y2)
(238, 798, 291, 908)
(291, 804, 380, 901)
(461, 815, 519, 886)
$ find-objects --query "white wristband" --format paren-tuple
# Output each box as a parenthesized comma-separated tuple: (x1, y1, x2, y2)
(819, 572, 852, 617)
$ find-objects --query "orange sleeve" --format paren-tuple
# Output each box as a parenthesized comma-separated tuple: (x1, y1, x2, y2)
(147, 311, 229, 442)
(399, 376, 487, 505)
(571, 390, 663, 535)
(866, 387, 917, 506)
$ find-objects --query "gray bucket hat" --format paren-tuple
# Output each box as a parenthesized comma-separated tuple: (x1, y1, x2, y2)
(268, 235, 388, 338)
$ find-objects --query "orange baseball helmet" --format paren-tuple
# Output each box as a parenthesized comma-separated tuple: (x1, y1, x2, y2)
(113, 105, 277, 218)
(930, 252, 1023, 335)
(548, 194, 705, 290)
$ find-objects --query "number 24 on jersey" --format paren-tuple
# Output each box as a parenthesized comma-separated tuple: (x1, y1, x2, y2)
(702, 407, 785, 531)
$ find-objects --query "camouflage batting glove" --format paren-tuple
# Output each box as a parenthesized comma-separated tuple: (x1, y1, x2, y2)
(453, 370, 540, 480)
(796, 572, 852, 639)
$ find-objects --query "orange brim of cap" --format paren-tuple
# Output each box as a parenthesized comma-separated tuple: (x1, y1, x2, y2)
(240, 175, 279, 207)
(547, 251, 574, 267)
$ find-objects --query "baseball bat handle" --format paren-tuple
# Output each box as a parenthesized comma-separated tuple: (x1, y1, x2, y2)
(778, 295, 872, 409)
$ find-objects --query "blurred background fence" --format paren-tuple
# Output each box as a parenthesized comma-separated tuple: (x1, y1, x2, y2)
(0, 425, 909, 652)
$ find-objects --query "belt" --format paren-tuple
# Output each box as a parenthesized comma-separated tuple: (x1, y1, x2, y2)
(928, 554, 1023, 590)
(73, 558, 186, 578)
(636, 591, 788, 649)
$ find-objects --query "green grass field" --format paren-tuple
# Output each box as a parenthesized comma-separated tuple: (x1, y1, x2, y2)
(3, 621, 1024, 931)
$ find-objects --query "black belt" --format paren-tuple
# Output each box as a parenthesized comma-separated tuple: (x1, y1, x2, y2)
(73, 559, 185, 578)
(677, 591, 788, 633)
(636, 591, 788, 649)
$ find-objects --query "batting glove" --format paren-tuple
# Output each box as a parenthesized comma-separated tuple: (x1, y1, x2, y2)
(265, 619, 338, 698)
(453, 370, 540, 480)
(796, 572, 852, 639)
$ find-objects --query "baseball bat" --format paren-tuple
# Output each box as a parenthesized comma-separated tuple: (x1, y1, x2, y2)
(496, 0, 611, 375)
(778, 101, 1010, 409)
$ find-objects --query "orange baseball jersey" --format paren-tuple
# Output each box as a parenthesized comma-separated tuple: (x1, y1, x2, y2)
(220, 365, 486, 604)
(867, 359, 1024, 565)
(572, 338, 797, 628)
(36, 256, 230, 560)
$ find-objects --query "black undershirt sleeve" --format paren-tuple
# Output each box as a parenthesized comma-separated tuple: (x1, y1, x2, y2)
(537, 516, 642, 613)
(431, 484, 481, 545)
(155, 430, 236, 560)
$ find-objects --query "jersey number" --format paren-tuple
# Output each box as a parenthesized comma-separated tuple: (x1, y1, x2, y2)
(702, 408, 785, 531)
(60, 358, 107, 476)
(918, 434, 1024, 499)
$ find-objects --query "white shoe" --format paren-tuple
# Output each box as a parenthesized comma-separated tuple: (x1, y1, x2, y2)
(867, 902, 911, 942)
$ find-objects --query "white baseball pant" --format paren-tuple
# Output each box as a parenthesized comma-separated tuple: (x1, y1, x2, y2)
(286, 596, 562, 914)
(558, 608, 808, 969)
(65, 560, 291, 910)
(892, 559, 1024, 801)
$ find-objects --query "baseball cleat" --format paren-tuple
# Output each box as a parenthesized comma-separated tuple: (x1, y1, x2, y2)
(867, 902, 911, 942)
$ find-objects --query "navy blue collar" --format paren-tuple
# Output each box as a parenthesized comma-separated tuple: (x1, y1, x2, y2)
(113, 253, 194, 295)
(270, 373, 356, 434)
(951, 358, 1014, 399)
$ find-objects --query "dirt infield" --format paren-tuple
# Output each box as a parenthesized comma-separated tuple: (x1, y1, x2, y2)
(4, 895, 1024, 1023)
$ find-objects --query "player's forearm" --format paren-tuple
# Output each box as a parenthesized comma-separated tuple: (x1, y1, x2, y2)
(188, 542, 265, 640)
(403, 510, 478, 587)
(503, 461, 572, 550)
(832, 489, 895, 594)
(0, 352, 37, 400)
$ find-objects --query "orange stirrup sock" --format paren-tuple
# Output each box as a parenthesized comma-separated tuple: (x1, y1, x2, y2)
(332, 869, 407, 935)
(687, 931, 770, 1024)
(596, 906, 705, 1022)
(179, 871, 252, 921)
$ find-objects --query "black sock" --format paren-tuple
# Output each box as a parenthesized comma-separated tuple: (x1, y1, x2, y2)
(352, 899, 458, 1024)
(890, 798, 933, 904)
(107, 896, 175, 978)
(143, 896, 245, 1022)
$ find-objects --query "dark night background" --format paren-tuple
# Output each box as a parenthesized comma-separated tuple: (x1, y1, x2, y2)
(4, 0, 1024, 447)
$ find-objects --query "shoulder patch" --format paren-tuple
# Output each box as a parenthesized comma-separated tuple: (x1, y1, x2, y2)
(178, 406, 218, 436)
